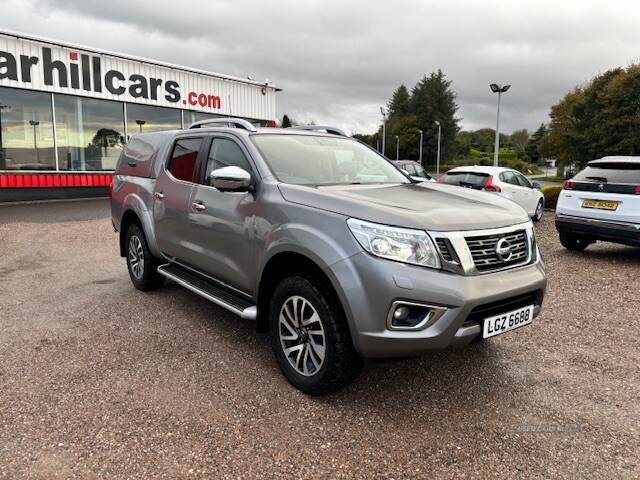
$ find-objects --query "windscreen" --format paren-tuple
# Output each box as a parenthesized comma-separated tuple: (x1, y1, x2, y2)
(440, 171, 489, 189)
(576, 163, 640, 183)
(252, 135, 409, 186)
(413, 164, 429, 178)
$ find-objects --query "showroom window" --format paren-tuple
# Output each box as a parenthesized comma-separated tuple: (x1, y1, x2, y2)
(127, 104, 181, 136)
(55, 94, 125, 171)
(0, 87, 55, 170)
(183, 110, 224, 128)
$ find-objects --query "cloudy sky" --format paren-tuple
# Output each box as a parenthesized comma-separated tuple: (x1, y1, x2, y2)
(1, 0, 638, 135)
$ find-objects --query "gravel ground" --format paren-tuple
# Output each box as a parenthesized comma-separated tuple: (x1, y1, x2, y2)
(0, 201, 638, 479)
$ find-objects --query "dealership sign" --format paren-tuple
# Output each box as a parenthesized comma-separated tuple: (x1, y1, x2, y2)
(0, 30, 277, 120)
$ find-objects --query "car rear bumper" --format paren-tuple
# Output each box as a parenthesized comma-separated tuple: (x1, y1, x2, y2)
(555, 213, 640, 246)
(327, 251, 547, 358)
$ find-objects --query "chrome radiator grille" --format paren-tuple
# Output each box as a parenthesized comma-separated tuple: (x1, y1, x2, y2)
(464, 229, 529, 272)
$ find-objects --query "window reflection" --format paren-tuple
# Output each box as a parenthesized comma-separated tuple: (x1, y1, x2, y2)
(184, 110, 225, 128)
(55, 95, 125, 171)
(127, 104, 181, 136)
(0, 87, 55, 170)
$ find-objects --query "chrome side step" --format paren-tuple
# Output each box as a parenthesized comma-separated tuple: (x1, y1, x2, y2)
(157, 264, 257, 320)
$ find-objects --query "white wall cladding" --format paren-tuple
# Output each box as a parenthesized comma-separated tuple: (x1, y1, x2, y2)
(0, 30, 277, 120)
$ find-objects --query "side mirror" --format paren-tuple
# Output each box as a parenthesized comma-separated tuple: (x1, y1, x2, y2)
(532, 181, 541, 189)
(209, 166, 252, 192)
(410, 175, 427, 183)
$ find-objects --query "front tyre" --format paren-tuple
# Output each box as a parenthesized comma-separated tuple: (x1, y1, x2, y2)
(125, 223, 165, 290)
(269, 276, 362, 395)
(559, 232, 591, 251)
(533, 199, 544, 222)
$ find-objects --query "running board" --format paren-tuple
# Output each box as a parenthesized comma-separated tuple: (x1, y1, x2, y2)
(157, 264, 257, 320)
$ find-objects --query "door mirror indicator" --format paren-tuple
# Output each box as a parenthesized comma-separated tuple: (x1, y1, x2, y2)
(209, 166, 252, 192)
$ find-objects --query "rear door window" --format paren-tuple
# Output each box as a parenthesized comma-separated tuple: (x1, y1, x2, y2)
(168, 137, 203, 182)
(441, 171, 489, 189)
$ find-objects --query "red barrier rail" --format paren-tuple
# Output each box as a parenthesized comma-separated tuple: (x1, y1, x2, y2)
(0, 174, 114, 188)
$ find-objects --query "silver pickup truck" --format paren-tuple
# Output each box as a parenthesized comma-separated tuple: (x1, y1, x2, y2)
(110, 119, 546, 395)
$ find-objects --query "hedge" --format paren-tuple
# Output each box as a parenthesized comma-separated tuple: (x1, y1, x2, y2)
(540, 185, 562, 210)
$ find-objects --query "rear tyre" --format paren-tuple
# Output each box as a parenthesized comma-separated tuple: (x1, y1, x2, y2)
(533, 199, 544, 222)
(269, 276, 363, 395)
(125, 223, 165, 290)
(559, 232, 591, 251)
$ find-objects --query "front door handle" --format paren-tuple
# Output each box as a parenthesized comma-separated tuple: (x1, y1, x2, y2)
(154, 192, 164, 200)
(192, 201, 206, 211)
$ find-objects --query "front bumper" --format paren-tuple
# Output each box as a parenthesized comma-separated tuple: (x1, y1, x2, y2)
(328, 251, 547, 358)
(555, 213, 640, 247)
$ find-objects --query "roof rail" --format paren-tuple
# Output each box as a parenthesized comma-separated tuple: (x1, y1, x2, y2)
(189, 118, 258, 132)
(293, 125, 348, 137)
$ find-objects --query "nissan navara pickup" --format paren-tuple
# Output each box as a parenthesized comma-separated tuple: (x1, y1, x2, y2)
(110, 119, 547, 395)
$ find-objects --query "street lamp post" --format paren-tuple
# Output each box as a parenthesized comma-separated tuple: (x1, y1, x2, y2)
(395, 135, 400, 161)
(380, 107, 387, 156)
(490, 83, 511, 167)
(136, 119, 146, 133)
(418, 129, 423, 165)
(29, 120, 40, 163)
(434, 120, 442, 175)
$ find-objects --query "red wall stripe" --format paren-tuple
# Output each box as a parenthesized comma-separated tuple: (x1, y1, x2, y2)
(0, 174, 114, 188)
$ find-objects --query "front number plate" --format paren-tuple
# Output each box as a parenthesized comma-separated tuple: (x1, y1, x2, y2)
(483, 305, 534, 339)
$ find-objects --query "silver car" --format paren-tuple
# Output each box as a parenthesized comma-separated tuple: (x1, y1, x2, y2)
(111, 119, 547, 395)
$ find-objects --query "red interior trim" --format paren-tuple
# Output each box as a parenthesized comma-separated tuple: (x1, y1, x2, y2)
(0, 174, 114, 188)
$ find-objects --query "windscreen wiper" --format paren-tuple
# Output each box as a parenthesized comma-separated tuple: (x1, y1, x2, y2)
(586, 176, 608, 182)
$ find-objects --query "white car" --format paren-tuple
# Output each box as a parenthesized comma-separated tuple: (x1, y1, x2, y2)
(555, 156, 640, 250)
(438, 166, 545, 221)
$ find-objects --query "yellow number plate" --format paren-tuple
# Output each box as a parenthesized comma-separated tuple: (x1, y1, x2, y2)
(582, 199, 619, 211)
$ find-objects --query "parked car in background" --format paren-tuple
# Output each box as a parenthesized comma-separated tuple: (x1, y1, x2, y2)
(438, 166, 544, 221)
(394, 160, 433, 182)
(555, 156, 640, 250)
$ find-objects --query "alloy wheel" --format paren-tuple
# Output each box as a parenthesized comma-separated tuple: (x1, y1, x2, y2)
(278, 295, 326, 376)
(128, 235, 145, 279)
(535, 201, 543, 220)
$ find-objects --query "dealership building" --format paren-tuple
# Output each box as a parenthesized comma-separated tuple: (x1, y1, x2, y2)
(0, 29, 279, 201)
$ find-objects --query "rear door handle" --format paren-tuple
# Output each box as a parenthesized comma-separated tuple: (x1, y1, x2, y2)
(154, 192, 164, 200)
(192, 201, 206, 211)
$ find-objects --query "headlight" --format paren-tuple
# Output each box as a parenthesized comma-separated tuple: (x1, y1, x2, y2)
(347, 218, 441, 269)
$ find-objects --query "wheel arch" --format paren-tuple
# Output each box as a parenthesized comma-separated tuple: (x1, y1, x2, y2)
(256, 251, 349, 336)
(119, 209, 142, 257)
(118, 193, 162, 258)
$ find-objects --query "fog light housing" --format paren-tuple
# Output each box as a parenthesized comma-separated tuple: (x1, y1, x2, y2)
(387, 301, 447, 331)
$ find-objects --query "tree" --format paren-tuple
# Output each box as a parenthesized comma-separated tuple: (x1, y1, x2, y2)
(387, 85, 410, 118)
(408, 70, 460, 165)
(352, 70, 459, 164)
(524, 124, 547, 164)
(544, 64, 640, 170)
(281, 114, 292, 128)
(509, 129, 529, 153)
